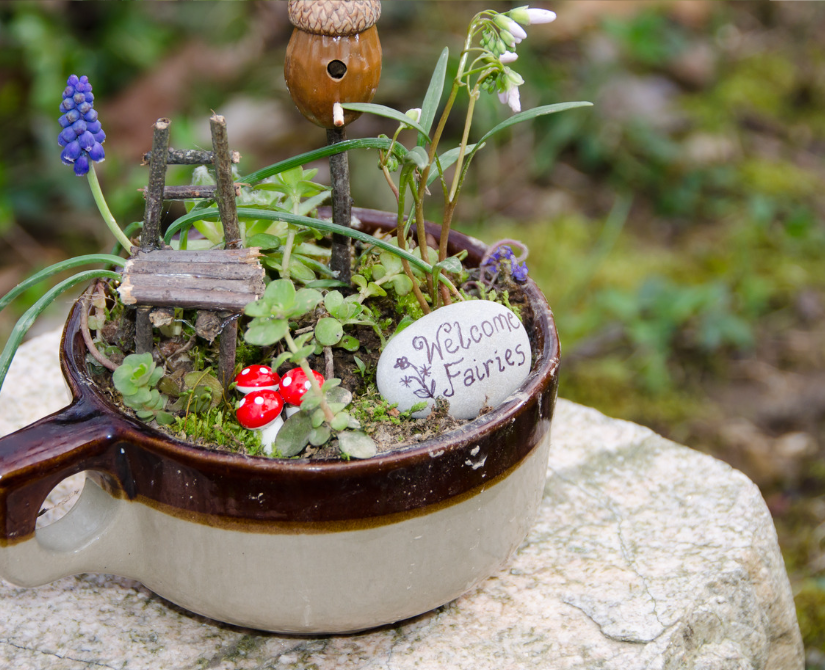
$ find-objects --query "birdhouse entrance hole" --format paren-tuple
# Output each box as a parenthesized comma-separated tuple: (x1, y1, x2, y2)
(327, 59, 347, 79)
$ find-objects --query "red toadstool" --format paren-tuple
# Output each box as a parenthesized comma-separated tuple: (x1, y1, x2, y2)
(234, 365, 280, 394)
(280, 368, 325, 415)
(236, 389, 285, 455)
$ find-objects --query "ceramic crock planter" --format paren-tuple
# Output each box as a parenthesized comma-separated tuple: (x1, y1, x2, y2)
(0, 209, 560, 634)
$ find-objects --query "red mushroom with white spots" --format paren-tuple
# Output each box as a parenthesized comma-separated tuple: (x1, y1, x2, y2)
(235, 365, 280, 394)
(236, 389, 285, 455)
(280, 367, 325, 416)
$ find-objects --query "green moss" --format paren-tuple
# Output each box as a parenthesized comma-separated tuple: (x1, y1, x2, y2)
(350, 385, 426, 433)
(171, 407, 264, 456)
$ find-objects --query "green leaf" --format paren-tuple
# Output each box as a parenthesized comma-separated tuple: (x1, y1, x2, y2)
(301, 392, 322, 410)
(390, 274, 413, 296)
(273, 413, 313, 457)
(288, 258, 317, 284)
(245, 319, 289, 346)
(244, 298, 273, 318)
(351, 275, 367, 289)
(435, 257, 462, 275)
(341, 103, 431, 143)
(321, 378, 342, 391)
(339, 335, 360, 352)
(354, 356, 366, 374)
(331, 412, 350, 432)
(338, 431, 377, 459)
(379, 252, 403, 276)
(426, 144, 482, 186)
(364, 282, 387, 298)
(392, 315, 416, 339)
(315, 317, 344, 346)
(155, 411, 175, 426)
(290, 345, 316, 362)
(324, 290, 345, 315)
(311, 408, 326, 428)
(112, 368, 139, 396)
(305, 279, 349, 289)
(418, 47, 449, 145)
(241, 137, 406, 186)
(309, 425, 331, 447)
(294, 331, 314, 349)
(404, 146, 429, 169)
(326, 386, 353, 406)
(293, 287, 323, 314)
(297, 190, 332, 217)
(372, 264, 387, 281)
(264, 278, 296, 306)
(0, 255, 126, 314)
(271, 351, 292, 370)
(474, 102, 593, 153)
(245, 233, 280, 250)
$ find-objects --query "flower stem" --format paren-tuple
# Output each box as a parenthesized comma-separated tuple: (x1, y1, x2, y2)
(284, 330, 334, 423)
(87, 165, 133, 253)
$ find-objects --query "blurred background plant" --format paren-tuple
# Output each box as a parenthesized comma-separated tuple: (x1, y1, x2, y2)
(0, 0, 823, 659)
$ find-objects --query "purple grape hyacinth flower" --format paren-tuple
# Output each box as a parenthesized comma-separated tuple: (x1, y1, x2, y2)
(58, 75, 106, 176)
(482, 245, 529, 282)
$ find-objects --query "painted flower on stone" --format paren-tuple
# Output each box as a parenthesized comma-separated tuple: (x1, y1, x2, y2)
(394, 357, 411, 370)
(58, 75, 106, 176)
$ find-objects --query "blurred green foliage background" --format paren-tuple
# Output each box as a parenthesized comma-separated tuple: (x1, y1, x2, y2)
(1, 0, 824, 658)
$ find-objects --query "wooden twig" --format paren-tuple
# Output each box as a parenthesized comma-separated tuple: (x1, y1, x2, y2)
(218, 314, 239, 391)
(142, 119, 171, 251)
(140, 184, 241, 201)
(142, 148, 240, 166)
(137, 118, 171, 354)
(327, 126, 352, 284)
(210, 114, 242, 250)
(324, 345, 334, 380)
(118, 249, 265, 312)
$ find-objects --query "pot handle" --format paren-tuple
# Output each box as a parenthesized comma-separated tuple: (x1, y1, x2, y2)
(0, 397, 126, 586)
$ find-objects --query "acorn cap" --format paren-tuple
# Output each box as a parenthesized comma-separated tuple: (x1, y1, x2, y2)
(236, 389, 284, 430)
(288, 0, 381, 36)
(280, 368, 325, 406)
(235, 365, 280, 394)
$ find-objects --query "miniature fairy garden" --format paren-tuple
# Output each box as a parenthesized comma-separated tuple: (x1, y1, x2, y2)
(0, 2, 589, 461)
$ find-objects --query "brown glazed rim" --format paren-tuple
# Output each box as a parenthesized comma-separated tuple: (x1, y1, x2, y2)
(0, 208, 559, 543)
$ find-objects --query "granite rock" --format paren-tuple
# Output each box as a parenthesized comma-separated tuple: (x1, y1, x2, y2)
(376, 300, 531, 418)
(0, 330, 804, 669)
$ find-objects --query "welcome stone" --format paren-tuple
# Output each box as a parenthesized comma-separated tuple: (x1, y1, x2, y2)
(376, 300, 531, 419)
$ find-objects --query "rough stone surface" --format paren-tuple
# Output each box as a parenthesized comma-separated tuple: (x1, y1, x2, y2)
(0, 330, 804, 669)
(376, 300, 531, 418)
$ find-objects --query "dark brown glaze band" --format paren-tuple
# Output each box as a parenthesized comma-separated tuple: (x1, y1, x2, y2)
(0, 209, 559, 545)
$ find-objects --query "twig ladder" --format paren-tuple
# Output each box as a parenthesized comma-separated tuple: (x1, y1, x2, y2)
(120, 115, 264, 390)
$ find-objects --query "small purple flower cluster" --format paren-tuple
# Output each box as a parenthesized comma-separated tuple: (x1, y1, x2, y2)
(482, 245, 529, 282)
(58, 75, 106, 176)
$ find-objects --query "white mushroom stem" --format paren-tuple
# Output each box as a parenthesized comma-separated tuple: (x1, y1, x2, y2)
(333, 102, 344, 128)
(259, 415, 285, 456)
(285, 406, 301, 418)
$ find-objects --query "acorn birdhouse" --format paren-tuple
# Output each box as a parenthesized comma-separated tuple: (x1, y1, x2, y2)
(284, 0, 382, 129)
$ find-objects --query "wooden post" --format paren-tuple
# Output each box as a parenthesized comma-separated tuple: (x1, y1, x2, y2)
(327, 126, 352, 284)
(136, 118, 171, 355)
(210, 114, 242, 390)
